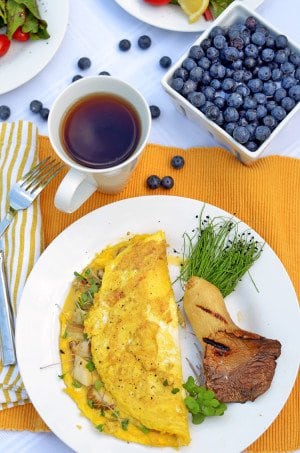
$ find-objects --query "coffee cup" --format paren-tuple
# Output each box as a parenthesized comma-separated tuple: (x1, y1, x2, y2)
(48, 76, 151, 213)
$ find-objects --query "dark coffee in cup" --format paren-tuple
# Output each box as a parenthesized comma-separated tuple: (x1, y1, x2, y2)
(60, 93, 141, 169)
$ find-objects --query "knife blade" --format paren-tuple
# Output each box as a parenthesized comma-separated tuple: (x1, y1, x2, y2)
(0, 242, 16, 366)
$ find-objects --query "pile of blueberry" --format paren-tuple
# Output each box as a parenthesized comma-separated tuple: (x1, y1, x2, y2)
(170, 16, 300, 152)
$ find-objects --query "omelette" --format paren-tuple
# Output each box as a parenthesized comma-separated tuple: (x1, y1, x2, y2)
(59, 231, 190, 447)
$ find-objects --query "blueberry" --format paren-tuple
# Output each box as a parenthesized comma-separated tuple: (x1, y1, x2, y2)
(227, 92, 243, 108)
(187, 91, 206, 108)
(256, 105, 268, 118)
(255, 125, 271, 142)
(173, 67, 189, 81)
(182, 58, 197, 71)
(289, 52, 300, 67)
(181, 79, 197, 96)
(233, 70, 244, 82)
(238, 118, 248, 128)
(281, 62, 295, 75)
(147, 175, 161, 189)
(265, 36, 275, 49)
(271, 106, 286, 121)
(149, 105, 161, 119)
(71, 75, 83, 83)
(222, 78, 236, 92)
(99, 71, 110, 76)
(210, 78, 221, 90)
(189, 66, 203, 82)
(198, 56, 211, 70)
(171, 155, 185, 169)
(189, 45, 204, 60)
(214, 112, 224, 126)
(242, 71, 252, 83)
(281, 76, 297, 90)
(210, 26, 225, 39)
(263, 115, 277, 129)
(248, 78, 263, 93)
(245, 44, 259, 58)
(205, 105, 220, 121)
(246, 123, 257, 138)
(202, 85, 215, 101)
(138, 35, 151, 49)
(245, 16, 257, 31)
(213, 35, 227, 50)
(171, 77, 184, 92)
(295, 67, 300, 80)
(214, 96, 226, 109)
(225, 122, 237, 135)
(275, 49, 288, 64)
(236, 84, 250, 97)
(245, 109, 257, 122)
(254, 92, 267, 104)
(119, 39, 131, 51)
(251, 32, 266, 46)
(256, 25, 269, 37)
(261, 48, 275, 62)
(281, 96, 296, 111)
(245, 141, 259, 151)
(231, 37, 245, 50)
(223, 46, 240, 62)
(227, 26, 240, 41)
(233, 126, 250, 144)
(258, 66, 272, 81)
(244, 57, 257, 69)
(272, 68, 283, 81)
(232, 59, 243, 70)
(263, 81, 276, 96)
(206, 47, 219, 61)
(266, 100, 277, 112)
(202, 101, 214, 114)
(29, 100, 42, 113)
(289, 84, 300, 101)
(77, 57, 91, 70)
(40, 107, 49, 121)
(224, 107, 239, 122)
(201, 38, 212, 51)
(209, 63, 226, 79)
(275, 34, 288, 49)
(159, 56, 172, 68)
(0, 105, 10, 120)
(161, 176, 174, 190)
(201, 71, 211, 85)
(274, 88, 287, 102)
(243, 96, 257, 109)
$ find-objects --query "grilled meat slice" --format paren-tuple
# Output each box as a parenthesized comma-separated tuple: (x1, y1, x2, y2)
(203, 329, 281, 403)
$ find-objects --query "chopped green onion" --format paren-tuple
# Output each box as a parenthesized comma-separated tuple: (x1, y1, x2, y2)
(86, 360, 95, 372)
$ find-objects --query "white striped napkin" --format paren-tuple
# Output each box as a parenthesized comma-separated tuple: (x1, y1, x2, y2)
(0, 121, 43, 409)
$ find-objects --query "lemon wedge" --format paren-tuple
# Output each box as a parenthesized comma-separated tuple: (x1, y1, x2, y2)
(177, 0, 210, 23)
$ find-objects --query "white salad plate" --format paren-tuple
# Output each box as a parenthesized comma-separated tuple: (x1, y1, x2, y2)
(114, 0, 265, 32)
(0, 0, 69, 95)
(16, 196, 299, 453)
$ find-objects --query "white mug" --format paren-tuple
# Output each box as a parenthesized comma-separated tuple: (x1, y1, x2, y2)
(48, 76, 151, 213)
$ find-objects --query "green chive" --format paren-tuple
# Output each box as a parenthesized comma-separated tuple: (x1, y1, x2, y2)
(139, 425, 150, 434)
(94, 380, 103, 390)
(95, 424, 104, 432)
(86, 361, 95, 372)
(171, 388, 180, 394)
(72, 379, 82, 388)
(87, 399, 94, 409)
(163, 379, 169, 386)
(121, 418, 129, 431)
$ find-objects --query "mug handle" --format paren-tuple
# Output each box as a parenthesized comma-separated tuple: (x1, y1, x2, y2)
(54, 168, 97, 213)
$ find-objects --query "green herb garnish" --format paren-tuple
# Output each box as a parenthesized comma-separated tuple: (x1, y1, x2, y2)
(95, 424, 104, 432)
(72, 379, 82, 388)
(94, 380, 103, 390)
(58, 373, 65, 379)
(62, 329, 68, 339)
(209, 0, 234, 17)
(180, 208, 263, 297)
(171, 388, 180, 394)
(121, 418, 129, 431)
(183, 376, 227, 424)
(87, 399, 94, 409)
(139, 425, 150, 434)
(86, 360, 95, 372)
(163, 379, 169, 386)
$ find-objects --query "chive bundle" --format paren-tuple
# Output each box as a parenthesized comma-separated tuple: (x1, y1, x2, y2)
(180, 209, 264, 297)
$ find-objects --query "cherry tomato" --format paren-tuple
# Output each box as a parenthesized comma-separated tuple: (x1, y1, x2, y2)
(12, 27, 30, 42)
(0, 35, 10, 57)
(144, 0, 172, 5)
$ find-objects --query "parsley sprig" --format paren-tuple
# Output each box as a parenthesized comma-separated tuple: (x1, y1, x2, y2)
(183, 376, 227, 424)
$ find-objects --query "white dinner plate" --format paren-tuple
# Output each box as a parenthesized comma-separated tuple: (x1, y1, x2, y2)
(16, 196, 299, 453)
(0, 0, 69, 94)
(114, 0, 265, 32)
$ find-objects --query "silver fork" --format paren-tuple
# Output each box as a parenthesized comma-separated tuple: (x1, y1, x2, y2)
(0, 157, 64, 366)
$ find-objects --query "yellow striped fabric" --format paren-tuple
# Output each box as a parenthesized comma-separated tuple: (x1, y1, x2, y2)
(0, 121, 43, 408)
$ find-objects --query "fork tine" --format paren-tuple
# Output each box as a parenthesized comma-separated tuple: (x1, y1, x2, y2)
(19, 157, 52, 186)
(23, 159, 60, 191)
(29, 164, 64, 197)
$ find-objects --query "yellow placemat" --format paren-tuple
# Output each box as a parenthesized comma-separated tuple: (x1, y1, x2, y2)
(0, 136, 299, 452)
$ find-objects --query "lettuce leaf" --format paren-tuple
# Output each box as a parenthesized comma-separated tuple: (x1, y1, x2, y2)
(5, 0, 49, 40)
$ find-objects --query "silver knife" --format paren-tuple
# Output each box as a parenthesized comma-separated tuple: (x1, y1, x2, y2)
(0, 240, 16, 366)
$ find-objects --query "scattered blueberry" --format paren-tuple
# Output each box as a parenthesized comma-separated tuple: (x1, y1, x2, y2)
(275, 34, 288, 49)
(147, 175, 161, 190)
(99, 71, 110, 76)
(40, 108, 49, 121)
(171, 155, 185, 169)
(29, 100, 43, 113)
(138, 35, 151, 49)
(161, 176, 174, 190)
(149, 105, 160, 119)
(0, 105, 10, 121)
(233, 126, 250, 144)
(281, 96, 296, 111)
(77, 57, 91, 70)
(119, 39, 131, 51)
(159, 56, 172, 69)
(189, 45, 204, 60)
(289, 85, 300, 102)
(255, 125, 271, 142)
(271, 106, 286, 121)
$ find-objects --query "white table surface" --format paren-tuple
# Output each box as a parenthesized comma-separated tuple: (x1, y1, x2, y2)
(0, 0, 299, 452)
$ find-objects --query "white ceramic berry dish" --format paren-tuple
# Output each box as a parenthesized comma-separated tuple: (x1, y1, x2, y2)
(161, 1, 300, 165)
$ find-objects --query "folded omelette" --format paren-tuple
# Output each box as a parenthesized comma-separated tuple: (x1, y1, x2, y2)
(59, 231, 190, 447)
